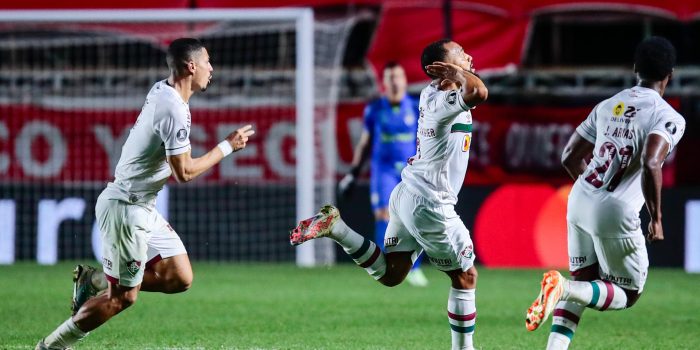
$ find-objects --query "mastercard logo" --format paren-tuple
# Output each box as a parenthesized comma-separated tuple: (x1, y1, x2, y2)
(473, 184, 571, 268)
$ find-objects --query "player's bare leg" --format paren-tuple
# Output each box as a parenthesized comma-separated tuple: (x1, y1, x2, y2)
(38, 283, 139, 349)
(71, 254, 192, 314)
(378, 252, 413, 287)
(444, 267, 477, 350)
(140, 254, 193, 293)
(373, 208, 426, 288)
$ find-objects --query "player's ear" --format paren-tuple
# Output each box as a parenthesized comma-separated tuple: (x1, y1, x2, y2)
(188, 61, 196, 75)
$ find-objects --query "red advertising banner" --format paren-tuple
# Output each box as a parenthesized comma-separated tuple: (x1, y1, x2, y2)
(0, 101, 679, 185)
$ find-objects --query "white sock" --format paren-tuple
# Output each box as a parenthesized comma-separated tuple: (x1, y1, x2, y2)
(563, 280, 628, 311)
(44, 317, 88, 348)
(547, 301, 585, 350)
(332, 219, 386, 280)
(447, 287, 476, 350)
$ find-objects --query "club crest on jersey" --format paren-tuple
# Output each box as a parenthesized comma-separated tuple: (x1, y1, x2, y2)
(665, 122, 677, 135)
(446, 91, 458, 105)
(460, 244, 474, 260)
(176, 128, 188, 142)
(126, 260, 142, 276)
(613, 102, 624, 116)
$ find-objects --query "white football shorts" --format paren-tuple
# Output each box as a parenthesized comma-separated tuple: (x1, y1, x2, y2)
(566, 182, 648, 292)
(384, 182, 475, 272)
(95, 192, 187, 287)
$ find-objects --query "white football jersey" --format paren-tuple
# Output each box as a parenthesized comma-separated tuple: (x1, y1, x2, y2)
(102, 80, 191, 205)
(576, 86, 685, 211)
(401, 84, 473, 205)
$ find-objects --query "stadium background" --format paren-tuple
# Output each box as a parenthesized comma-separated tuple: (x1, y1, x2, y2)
(1, 0, 699, 270)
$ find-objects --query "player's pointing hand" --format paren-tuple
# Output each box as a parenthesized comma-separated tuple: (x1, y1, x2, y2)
(226, 124, 255, 152)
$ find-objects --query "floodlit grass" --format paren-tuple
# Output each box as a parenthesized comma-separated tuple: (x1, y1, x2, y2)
(2, 262, 698, 349)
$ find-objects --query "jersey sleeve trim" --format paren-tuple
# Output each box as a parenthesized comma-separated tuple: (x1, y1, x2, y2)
(575, 127, 596, 144)
(648, 130, 673, 146)
(165, 144, 191, 156)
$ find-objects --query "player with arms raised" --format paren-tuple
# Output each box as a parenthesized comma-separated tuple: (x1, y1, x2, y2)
(36, 38, 254, 349)
(291, 39, 487, 350)
(524, 36, 685, 350)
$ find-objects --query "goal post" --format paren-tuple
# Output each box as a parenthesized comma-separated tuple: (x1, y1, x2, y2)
(0, 8, 348, 266)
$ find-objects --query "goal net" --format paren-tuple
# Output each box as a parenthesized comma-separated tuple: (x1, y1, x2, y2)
(0, 9, 354, 266)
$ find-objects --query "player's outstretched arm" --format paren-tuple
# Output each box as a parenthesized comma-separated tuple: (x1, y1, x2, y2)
(425, 62, 488, 106)
(561, 131, 595, 181)
(168, 125, 255, 183)
(641, 134, 670, 242)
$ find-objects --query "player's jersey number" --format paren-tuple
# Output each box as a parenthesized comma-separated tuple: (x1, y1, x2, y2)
(584, 141, 634, 192)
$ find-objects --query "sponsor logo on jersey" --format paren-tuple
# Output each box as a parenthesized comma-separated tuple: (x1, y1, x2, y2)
(102, 258, 113, 270)
(126, 260, 142, 276)
(463, 135, 471, 152)
(384, 237, 398, 248)
(665, 122, 677, 135)
(404, 112, 415, 126)
(600, 272, 632, 286)
(176, 128, 188, 142)
(428, 256, 453, 267)
(613, 102, 625, 116)
(569, 256, 586, 265)
(419, 127, 436, 138)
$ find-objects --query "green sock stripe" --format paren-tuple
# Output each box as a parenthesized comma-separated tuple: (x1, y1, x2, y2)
(349, 239, 371, 260)
(588, 281, 600, 307)
(551, 325, 574, 340)
(449, 323, 475, 333)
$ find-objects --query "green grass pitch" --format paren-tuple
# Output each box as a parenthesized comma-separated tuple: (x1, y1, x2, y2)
(2, 262, 698, 349)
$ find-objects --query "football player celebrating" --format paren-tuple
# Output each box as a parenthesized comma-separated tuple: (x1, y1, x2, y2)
(292, 39, 487, 350)
(525, 36, 685, 350)
(36, 38, 254, 349)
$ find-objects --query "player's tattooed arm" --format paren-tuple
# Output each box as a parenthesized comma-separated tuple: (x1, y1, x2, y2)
(641, 134, 670, 242)
(561, 131, 595, 180)
(168, 125, 255, 183)
(425, 62, 488, 106)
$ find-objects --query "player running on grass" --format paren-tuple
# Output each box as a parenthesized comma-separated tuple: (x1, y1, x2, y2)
(524, 36, 685, 350)
(36, 38, 255, 350)
(291, 39, 487, 350)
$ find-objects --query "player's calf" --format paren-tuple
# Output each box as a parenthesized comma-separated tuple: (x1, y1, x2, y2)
(378, 252, 413, 287)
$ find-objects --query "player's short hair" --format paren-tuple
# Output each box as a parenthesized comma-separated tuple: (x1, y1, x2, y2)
(634, 36, 676, 82)
(383, 61, 402, 72)
(167, 38, 205, 78)
(421, 39, 452, 79)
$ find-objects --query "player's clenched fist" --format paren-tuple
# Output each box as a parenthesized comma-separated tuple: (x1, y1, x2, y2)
(226, 124, 255, 151)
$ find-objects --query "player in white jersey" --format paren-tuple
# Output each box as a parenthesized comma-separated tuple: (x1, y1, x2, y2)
(290, 39, 487, 350)
(525, 37, 685, 350)
(36, 38, 255, 350)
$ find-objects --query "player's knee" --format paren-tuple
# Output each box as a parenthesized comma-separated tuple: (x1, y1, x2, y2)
(166, 273, 193, 293)
(625, 290, 641, 307)
(466, 268, 478, 285)
(379, 272, 404, 287)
